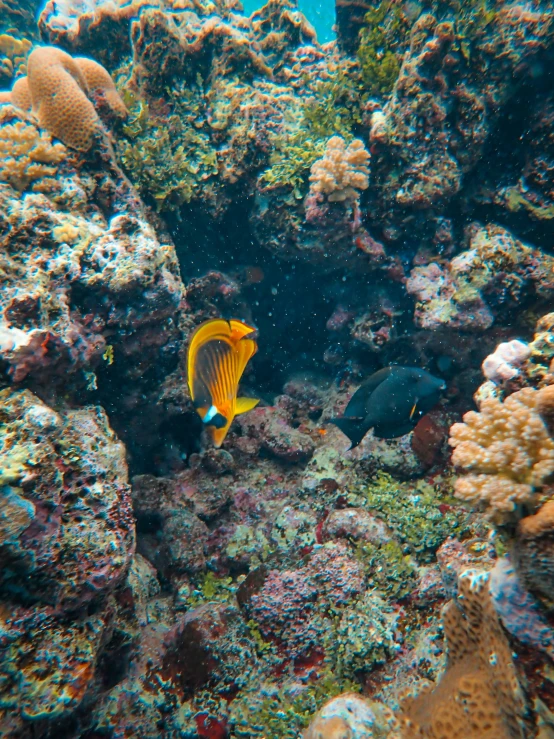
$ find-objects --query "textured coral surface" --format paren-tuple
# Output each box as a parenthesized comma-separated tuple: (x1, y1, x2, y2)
(1, 0, 554, 737)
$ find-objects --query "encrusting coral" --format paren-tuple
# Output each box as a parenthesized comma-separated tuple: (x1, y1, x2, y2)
(449, 386, 554, 523)
(1, 45, 127, 150)
(308, 135, 370, 203)
(397, 569, 526, 739)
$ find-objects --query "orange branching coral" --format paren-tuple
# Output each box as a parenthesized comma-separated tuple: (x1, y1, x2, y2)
(0, 108, 66, 192)
(398, 570, 526, 739)
(2, 46, 127, 150)
(449, 387, 554, 523)
(309, 135, 370, 203)
(0, 34, 32, 81)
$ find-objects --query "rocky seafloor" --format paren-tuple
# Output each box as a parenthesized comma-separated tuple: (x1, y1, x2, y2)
(1, 0, 554, 737)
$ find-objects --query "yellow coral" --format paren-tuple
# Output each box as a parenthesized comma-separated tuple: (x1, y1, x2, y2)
(0, 109, 66, 192)
(449, 387, 554, 522)
(309, 135, 370, 203)
(0, 34, 31, 80)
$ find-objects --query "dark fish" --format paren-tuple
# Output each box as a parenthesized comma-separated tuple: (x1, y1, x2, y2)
(330, 366, 446, 449)
(187, 318, 259, 447)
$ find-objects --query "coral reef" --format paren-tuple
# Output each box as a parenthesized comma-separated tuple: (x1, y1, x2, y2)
(449, 386, 554, 523)
(0, 388, 134, 606)
(406, 223, 554, 331)
(0, 107, 65, 191)
(513, 500, 554, 603)
(0, 99, 183, 462)
(482, 339, 531, 385)
(0, 388, 135, 732)
(3, 0, 554, 736)
(304, 692, 398, 739)
(308, 135, 370, 205)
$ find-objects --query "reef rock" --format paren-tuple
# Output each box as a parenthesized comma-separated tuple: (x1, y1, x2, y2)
(0, 388, 135, 731)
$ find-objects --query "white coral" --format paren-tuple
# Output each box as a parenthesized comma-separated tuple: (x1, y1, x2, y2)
(482, 339, 531, 384)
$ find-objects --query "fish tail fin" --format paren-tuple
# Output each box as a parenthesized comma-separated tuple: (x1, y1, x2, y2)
(330, 416, 367, 450)
(235, 397, 259, 415)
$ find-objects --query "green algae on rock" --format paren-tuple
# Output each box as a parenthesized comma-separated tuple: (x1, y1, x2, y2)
(118, 84, 218, 212)
(349, 472, 470, 563)
(357, 0, 410, 96)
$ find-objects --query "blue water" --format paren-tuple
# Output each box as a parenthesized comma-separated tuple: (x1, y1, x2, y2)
(242, 0, 336, 43)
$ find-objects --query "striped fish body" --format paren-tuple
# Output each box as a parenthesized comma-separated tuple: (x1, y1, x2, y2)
(187, 318, 259, 447)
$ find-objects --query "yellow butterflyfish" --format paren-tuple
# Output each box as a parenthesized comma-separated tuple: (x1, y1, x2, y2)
(187, 318, 259, 447)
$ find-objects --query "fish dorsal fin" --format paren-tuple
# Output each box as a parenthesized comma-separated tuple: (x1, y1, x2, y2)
(228, 319, 257, 342)
(344, 367, 392, 418)
(236, 338, 257, 381)
(235, 397, 259, 415)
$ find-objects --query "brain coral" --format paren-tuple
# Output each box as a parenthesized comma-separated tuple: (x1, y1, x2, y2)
(75, 55, 128, 120)
(398, 570, 526, 739)
(26, 45, 99, 150)
(11, 75, 31, 110)
(309, 135, 370, 203)
(3, 46, 127, 150)
(449, 387, 554, 523)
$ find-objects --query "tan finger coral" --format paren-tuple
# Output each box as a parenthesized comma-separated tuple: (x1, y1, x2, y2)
(398, 570, 526, 739)
(309, 135, 370, 203)
(449, 387, 554, 523)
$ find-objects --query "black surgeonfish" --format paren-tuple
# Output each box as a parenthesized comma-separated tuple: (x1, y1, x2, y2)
(330, 366, 446, 449)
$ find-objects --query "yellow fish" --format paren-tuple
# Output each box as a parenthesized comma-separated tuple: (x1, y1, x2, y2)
(187, 318, 259, 447)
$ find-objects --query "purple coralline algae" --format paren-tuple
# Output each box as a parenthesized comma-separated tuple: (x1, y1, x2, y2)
(0, 388, 134, 732)
(489, 556, 554, 661)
